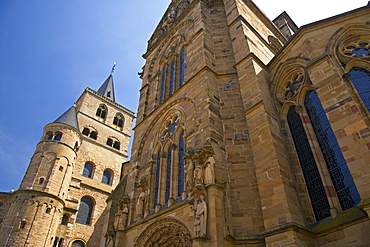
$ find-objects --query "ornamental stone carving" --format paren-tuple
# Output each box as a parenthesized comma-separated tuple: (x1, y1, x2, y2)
(192, 194, 207, 237)
(133, 217, 192, 247)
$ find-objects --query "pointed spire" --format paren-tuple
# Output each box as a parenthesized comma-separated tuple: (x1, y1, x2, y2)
(97, 63, 116, 101)
(53, 105, 79, 130)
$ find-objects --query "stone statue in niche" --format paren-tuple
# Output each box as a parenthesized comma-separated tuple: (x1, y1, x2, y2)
(192, 195, 207, 237)
(204, 157, 215, 184)
(185, 159, 194, 192)
(136, 187, 148, 219)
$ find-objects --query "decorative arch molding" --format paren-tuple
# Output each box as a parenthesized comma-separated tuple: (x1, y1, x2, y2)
(137, 97, 196, 159)
(270, 57, 310, 96)
(327, 24, 370, 72)
(133, 217, 192, 247)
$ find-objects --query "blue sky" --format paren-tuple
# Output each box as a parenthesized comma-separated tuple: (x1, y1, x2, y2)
(0, 0, 366, 192)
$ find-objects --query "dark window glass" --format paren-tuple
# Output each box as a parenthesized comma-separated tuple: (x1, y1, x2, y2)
(114, 114, 124, 128)
(350, 67, 370, 111)
(96, 105, 107, 119)
(165, 149, 172, 203)
(169, 60, 175, 96)
(154, 150, 161, 208)
(53, 237, 59, 247)
(160, 66, 166, 104)
(61, 214, 69, 225)
(58, 238, 64, 247)
(113, 141, 120, 150)
(82, 128, 90, 136)
(48, 133, 54, 140)
(178, 131, 185, 197)
(89, 131, 97, 140)
(82, 163, 94, 178)
(53, 133, 62, 141)
(106, 138, 113, 146)
(76, 197, 94, 225)
(39, 178, 44, 184)
(20, 220, 26, 229)
(287, 106, 331, 221)
(180, 48, 185, 87)
(72, 240, 85, 247)
(304, 91, 360, 211)
(102, 170, 112, 185)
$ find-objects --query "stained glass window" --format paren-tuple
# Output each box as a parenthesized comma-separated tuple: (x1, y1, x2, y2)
(180, 48, 185, 87)
(350, 67, 370, 111)
(169, 60, 175, 96)
(76, 197, 94, 225)
(160, 66, 167, 104)
(304, 91, 360, 211)
(287, 106, 331, 221)
(344, 43, 369, 57)
(154, 150, 161, 208)
(178, 131, 185, 197)
(165, 149, 172, 203)
(164, 116, 179, 137)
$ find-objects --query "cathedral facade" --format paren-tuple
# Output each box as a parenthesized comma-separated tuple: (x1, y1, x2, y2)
(105, 0, 370, 246)
(1, 0, 370, 246)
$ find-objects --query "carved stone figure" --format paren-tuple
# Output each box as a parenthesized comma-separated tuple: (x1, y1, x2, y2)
(204, 157, 215, 184)
(185, 159, 194, 191)
(167, 9, 177, 23)
(193, 195, 207, 237)
(194, 162, 204, 185)
(136, 188, 148, 218)
(114, 202, 129, 230)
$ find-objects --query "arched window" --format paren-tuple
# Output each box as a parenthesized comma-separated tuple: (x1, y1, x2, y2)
(169, 60, 176, 96)
(76, 197, 94, 225)
(61, 214, 69, 225)
(53, 132, 62, 141)
(106, 138, 113, 146)
(39, 177, 44, 184)
(47, 132, 62, 141)
(350, 67, 370, 111)
(82, 162, 94, 178)
(165, 148, 172, 203)
(179, 47, 185, 87)
(82, 127, 97, 140)
(106, 137, 120, 150)
(178, 131, 185, 197)
(47, 132, 54, 140)
(113, 113, 125, 129)
(287, 106, 331, 221)
(159, 66, 167, 104)
(304, 91, 360, 211)
(102, 169, 113, 185)
(153, 149, 161, 208)
(71, 240, 85, 247)
(96, 104, 107, 120)
(82, 128, 90, 136)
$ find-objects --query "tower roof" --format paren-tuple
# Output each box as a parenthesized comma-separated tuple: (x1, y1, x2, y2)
(97, 70, 116, 101)
(53, 105, 79, 130)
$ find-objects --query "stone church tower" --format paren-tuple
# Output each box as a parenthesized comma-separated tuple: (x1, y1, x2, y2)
(0, 71, 134, 247)
(105, 0, 370, 247)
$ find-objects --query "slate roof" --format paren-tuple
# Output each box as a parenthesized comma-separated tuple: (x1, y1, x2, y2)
(97, 74, 115, 101)
(53, 105, 79, 130)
